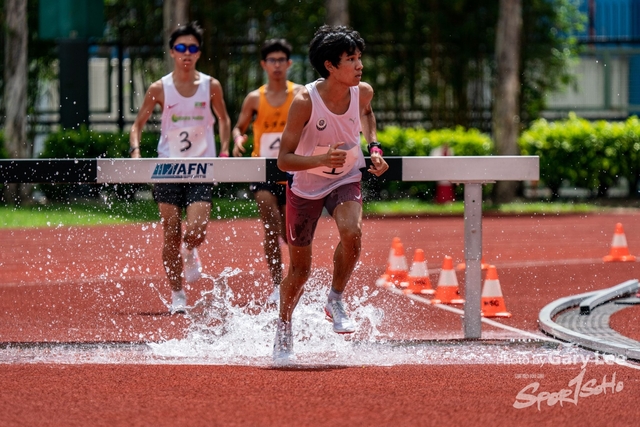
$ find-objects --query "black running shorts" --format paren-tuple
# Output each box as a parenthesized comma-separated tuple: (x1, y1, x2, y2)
(249, 182, 287, 207)
(153, 183, 213, 209)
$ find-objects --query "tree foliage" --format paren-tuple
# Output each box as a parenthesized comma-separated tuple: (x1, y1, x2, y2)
(1, 0, 585, 131)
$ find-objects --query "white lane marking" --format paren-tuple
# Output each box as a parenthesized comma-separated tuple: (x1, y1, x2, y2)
(376, 279, 564, 344)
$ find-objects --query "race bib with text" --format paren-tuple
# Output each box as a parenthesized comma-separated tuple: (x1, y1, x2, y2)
(259, 132, 282, 157)
(167, 126, 208, 157)
(307, 144, 359, 179)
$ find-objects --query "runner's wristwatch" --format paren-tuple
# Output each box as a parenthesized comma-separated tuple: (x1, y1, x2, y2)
(368, 142, 383, 156)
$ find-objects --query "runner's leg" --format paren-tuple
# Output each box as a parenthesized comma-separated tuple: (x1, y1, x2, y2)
(158, 202, 183, 291)
(254, 189, 284, 287)
(183, 201, 211, 250)
(279, 244, 312, 322)
(331, 201, 363, 292)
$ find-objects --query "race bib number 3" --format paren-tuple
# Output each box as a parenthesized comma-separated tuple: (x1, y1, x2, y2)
(307, 144, 359, 179)
(167, 126, 208, 157)
(259, 132, 282, 157)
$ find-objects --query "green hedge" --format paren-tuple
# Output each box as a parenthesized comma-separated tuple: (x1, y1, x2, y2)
(519, 113, 640, 197)
(17, 116, 640, 202)
(41, 126, 158, 159)
(38, 127, 160, 201)
(373, 125, 494, 157)
(366, 126, 494, 200)
(0, 131, 7, 159)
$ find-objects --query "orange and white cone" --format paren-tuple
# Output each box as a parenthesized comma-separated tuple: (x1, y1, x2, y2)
(386, 241, 409, 286)
(385, 237, 402, 271)
(603, 223, 636, 262)
(432, 255, 464, 304)
(404, 249, 434, 295)
(376, 237, 402, 288)
(456, 257, 490, 271)
(481, 265, 511, 318)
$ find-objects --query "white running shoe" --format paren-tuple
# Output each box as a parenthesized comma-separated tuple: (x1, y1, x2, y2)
(181, 244, 202, 283)
(267, 285, 280, 305)
(273, 319, 293, 362)
(170, 289, 188, 314)
(324, 300, 356, 334)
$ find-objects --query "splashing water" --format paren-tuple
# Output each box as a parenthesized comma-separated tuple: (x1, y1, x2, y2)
(148, 268, 388, 366)
(0, 269, 588, 367)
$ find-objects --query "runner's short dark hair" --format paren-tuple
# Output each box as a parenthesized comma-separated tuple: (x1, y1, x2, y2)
(169, 21, 204, 48)
(261, 39, 293, 61)
(308, 25, 365, 78)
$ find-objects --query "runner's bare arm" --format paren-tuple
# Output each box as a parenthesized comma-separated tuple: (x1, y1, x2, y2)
(359, 82, 376, 143)
(129, 81, 164, 159)
(277, 90, 346, 172)
(210, 78, 232, 156)
(231, 90, 259, 157)
(359, 82, 388, 176)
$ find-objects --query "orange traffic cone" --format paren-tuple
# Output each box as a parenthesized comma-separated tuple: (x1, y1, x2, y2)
(456, 257, 490, 271)
(404, 249, 434, 295)
(386, 237, 402, 269)
(386, 240, 409, 286)
(432, 255, 464, 304)
(481, 265, 511, 318)
(603, 223, 636, 262)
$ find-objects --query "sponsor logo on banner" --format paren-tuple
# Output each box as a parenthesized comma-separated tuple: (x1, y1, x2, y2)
(151, 162, 212, 179)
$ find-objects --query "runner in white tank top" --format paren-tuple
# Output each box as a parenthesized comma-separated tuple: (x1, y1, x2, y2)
(273, 25, 389, 361)
(129, 22, 231, 315)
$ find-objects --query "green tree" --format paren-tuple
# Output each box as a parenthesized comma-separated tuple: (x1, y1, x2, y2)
(493, 0, 522, 203)
(3, 0, 28, 205)
(350, 0, 582, 129)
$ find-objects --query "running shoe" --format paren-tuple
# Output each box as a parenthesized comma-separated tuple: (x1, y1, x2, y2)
(170, 289, 188, 314)
(324, 300, 356, 334)
(181, 244, 202, 283)
(273, 319, 293, 362)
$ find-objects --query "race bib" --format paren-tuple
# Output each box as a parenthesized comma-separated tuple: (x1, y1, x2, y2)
(259, 132, 282, 157)
(307, 144, 360, 179)
(167, 126, 208, 157)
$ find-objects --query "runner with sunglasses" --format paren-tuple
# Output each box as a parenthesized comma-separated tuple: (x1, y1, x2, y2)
(129, 21, 231, 314)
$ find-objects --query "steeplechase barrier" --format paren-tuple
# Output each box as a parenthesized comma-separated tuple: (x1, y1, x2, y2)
(0, 156, 539, 339)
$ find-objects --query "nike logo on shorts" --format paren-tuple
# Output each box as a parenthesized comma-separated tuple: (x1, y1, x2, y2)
(289, 225, 297, 242)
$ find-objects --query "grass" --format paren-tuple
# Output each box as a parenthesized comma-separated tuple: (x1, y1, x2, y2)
(0, 198, 259, 229)
(0, 196, 623, 229)
(362, 199, 603, 216)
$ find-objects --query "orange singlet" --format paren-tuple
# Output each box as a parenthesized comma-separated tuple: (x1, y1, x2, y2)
(251, 81, 295, 158)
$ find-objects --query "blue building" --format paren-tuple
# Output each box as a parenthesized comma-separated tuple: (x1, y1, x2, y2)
(545, 0, 640, 118)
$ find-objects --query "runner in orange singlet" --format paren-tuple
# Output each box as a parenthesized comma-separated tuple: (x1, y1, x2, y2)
(232, 39, 302, 304)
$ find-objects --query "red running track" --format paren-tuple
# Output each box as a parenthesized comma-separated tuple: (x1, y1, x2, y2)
(1, 212, 640, 426)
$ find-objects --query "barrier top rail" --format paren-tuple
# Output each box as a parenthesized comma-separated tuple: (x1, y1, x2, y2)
(0, 156, 539, 340)
(0, 156, 538, 184)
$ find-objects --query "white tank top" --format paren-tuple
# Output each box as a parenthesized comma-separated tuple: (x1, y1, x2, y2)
(157, 72, 217, 158)
(290, 80, 365, 200)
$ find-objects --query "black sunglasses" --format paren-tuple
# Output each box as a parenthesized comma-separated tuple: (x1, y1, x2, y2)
(173, 44, 200, 54)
